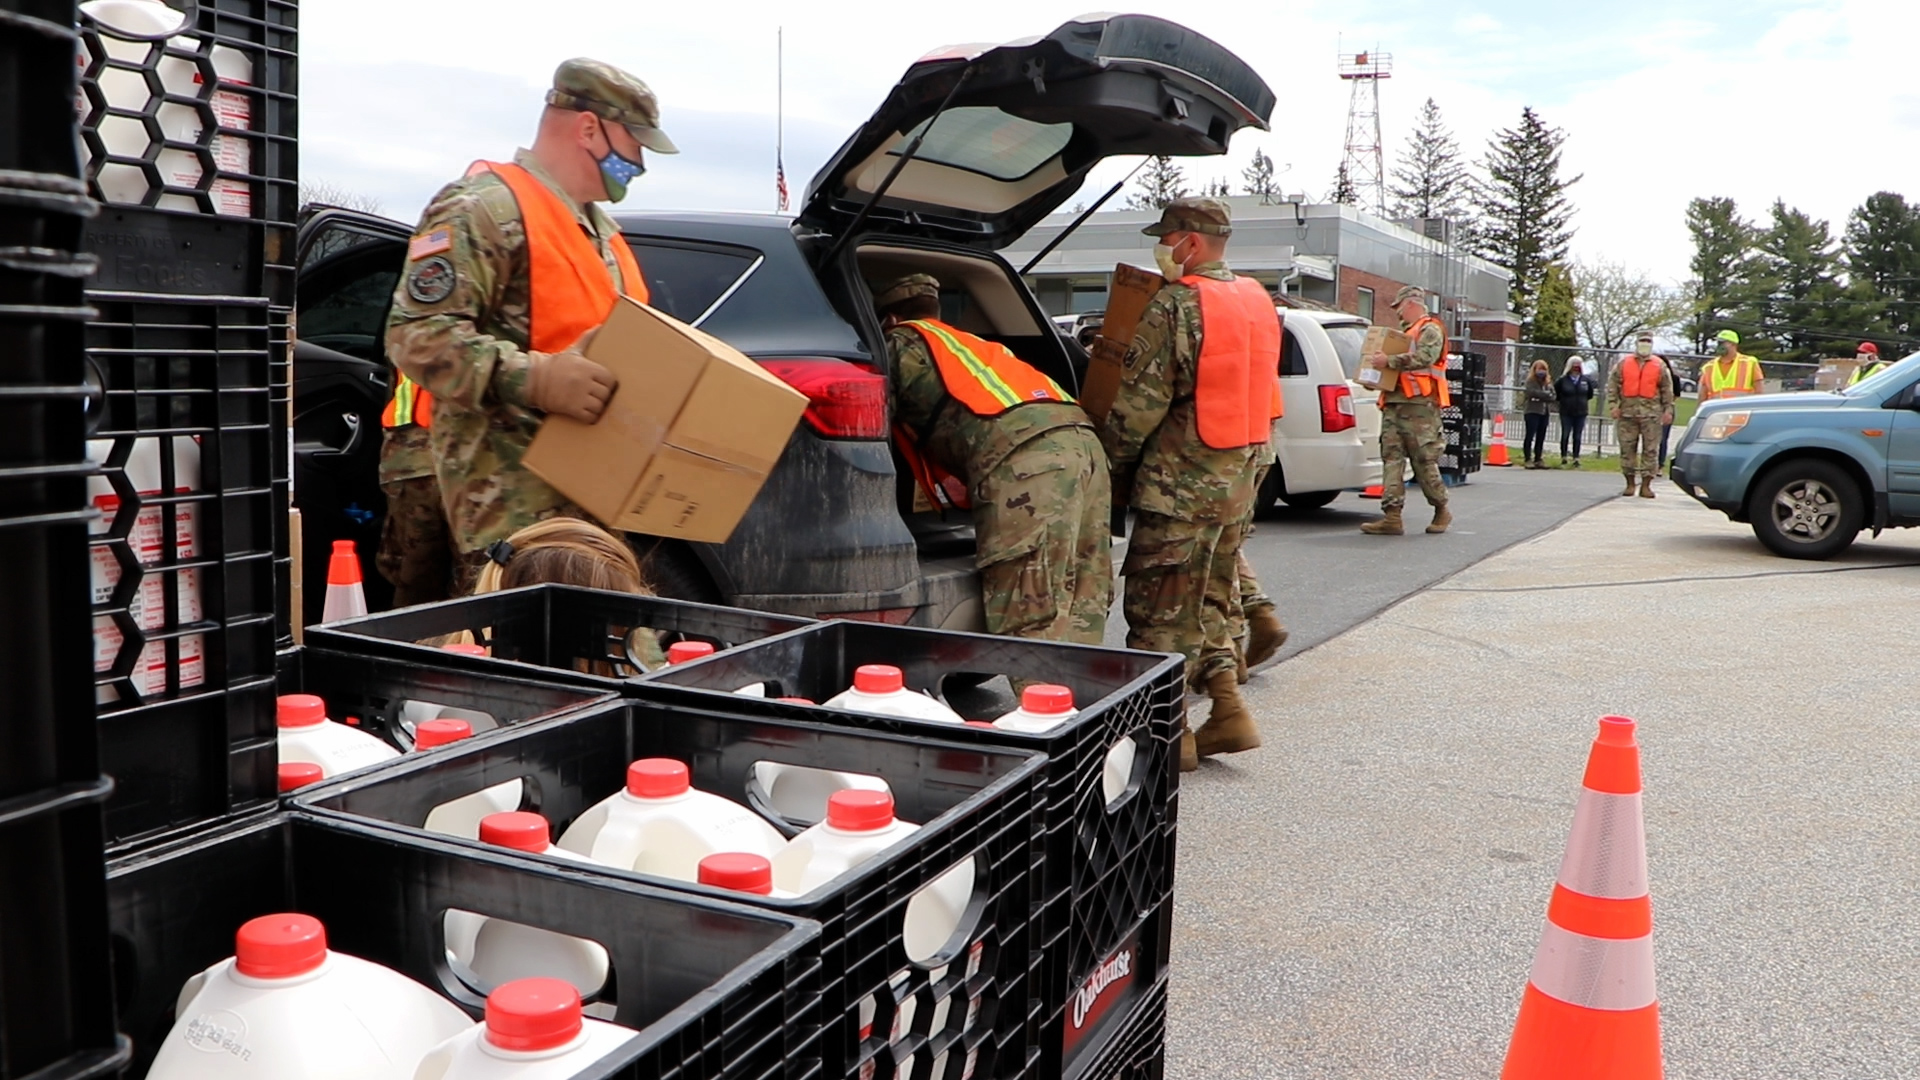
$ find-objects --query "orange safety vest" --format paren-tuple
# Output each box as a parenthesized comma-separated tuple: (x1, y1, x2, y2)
(382, 373, 432, 429)
(477, 160, 647, 352)
(1388, 315, 1453, 407)
(1182, 274, 1284, 449)
(900, 319, 1073, 415)
(1618, 356, 1664, 398)
(1703, 354, 1759, 399)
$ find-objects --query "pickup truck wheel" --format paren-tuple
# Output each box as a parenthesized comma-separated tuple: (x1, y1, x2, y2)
(1279, 489, 1340, 510)
(1749, 460, 1863, 559)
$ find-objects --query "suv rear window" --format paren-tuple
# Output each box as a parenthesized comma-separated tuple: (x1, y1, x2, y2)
(894, 107, 1073, 180)
(624, 240, 759, 324)
(1324, 324, 1368, 381)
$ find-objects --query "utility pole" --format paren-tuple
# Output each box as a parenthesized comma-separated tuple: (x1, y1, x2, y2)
(1337, 49, 1391, 217)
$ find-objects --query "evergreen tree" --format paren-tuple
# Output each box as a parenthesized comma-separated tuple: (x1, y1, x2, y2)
(1531, 263, 1577, 347)
(1241, 149, 1279, 203)
(1844, 191, 1920, 336)
(1201, 176, 1232, 198)
(1329, 162, 1356, 205)
(1683, 196, 1760, 353)
(1389, 97, 1469, 223)
(1470, 106, 1581, 329)
(1124, 155, 1190, 211)
(1757, 201, 1860, 364)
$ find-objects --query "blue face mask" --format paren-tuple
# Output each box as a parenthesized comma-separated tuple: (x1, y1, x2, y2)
(595, 119, 645, 202)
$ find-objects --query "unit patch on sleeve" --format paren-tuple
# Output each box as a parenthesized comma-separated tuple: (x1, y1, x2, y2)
(405, 255, 457, 304)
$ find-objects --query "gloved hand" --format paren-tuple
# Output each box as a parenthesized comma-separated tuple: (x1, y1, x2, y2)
(527, 332, 616, 423)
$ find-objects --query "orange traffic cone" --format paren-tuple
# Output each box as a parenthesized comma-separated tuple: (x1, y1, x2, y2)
(1487, 412, 1513, 466)
(1501, 715, 1662, 1080)
(321, 539, 369, 623)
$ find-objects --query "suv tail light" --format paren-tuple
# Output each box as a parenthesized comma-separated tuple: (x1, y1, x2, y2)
(760, 358, 888, 439)
(1319, 384, 1356, 432)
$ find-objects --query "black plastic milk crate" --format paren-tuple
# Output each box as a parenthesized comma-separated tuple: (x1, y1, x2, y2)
(292, 698, 1047, 1080)
(630, 621, 1185, 1079)
(77, 0, 297, 306)
(1067, 974, 1167, 1080)
(105, 812, 824, 1080)
(306, 582, 816, 691)
(2, 1, 86, 177)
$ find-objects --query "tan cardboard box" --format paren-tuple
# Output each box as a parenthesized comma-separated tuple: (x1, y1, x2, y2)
(1357, 325, 1411, 391)
(1814, 358, 1860, 391)
(524, 297, 808, 544)
(1080, 263, 1166, 421)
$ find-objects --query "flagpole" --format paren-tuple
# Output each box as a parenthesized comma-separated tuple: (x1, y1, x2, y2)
(776, 26, 785, 212)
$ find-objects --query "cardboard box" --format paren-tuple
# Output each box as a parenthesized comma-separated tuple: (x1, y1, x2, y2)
(1361, 325, 1411, 357)
(1814, 358, 1860, 391)
(1079, 263, 1166, 421)
(523, 297, 807, 544)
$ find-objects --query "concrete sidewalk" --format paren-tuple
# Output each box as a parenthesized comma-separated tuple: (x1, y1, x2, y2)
(1167, 487, 1920, 1079)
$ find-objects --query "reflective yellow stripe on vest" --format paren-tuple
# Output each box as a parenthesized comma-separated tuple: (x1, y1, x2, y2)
(910, 319, 1062, 408)
(382, 373, 432, 429)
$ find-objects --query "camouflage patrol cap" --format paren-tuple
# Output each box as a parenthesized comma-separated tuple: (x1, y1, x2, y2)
(872, 273, 941, 310)
(1140, 196, 1232, 237)
(1392, 284, 1427, 306)
(547, 58, 678, 154)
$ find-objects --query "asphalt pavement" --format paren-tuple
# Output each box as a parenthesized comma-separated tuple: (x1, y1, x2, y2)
(1163, 474, 1920, 1079)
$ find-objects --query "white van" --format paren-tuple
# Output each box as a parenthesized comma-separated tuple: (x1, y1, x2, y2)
(1255, 308, 1384, 512)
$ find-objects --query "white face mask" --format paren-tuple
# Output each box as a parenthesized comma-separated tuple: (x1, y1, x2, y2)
(1635, 341, 1652, 358)
(1153, 235, 1188, 279)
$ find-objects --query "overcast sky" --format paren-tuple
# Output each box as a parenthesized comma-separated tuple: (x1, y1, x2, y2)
(303, 0, 1918, 288)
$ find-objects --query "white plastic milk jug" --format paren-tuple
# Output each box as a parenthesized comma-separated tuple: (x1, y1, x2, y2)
(823, 665, 965, 724)
(992, 685, 1134, 804)
(554, 759, 784, 882)
(400, 644, 501, 736)
(412, 978, 637, 1080)
(772, 790, 974, 962)
(87, 435, 202, 703)
(78, 0, 253, 215)
(442, 814, 610, 998)
(147, 912, 472, 1080)
(414, 719, 523, 840)
(276, 694, 400, 779)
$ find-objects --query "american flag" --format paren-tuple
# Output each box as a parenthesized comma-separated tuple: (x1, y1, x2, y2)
(776, 155, 789, 213)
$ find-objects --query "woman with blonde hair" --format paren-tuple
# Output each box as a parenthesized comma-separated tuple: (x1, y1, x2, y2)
(1521, 359, 1557, 469)
(462, 516, 667, 672)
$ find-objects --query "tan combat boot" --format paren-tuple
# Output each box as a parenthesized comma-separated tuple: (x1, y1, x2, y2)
(1179, 725, 1199, 772)
(1194, 669, 1262, 758)
(1245, 604, 1288, 668)
(1621, 474, 1637, 496)
(1360, 508, 1404, 535)
(1426, 504, 1452, 534)
(1638, 476, 1656, 499)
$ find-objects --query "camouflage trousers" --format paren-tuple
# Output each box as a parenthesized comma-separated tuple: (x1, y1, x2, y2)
(1616, 414, 1660, 477)
(377, 474, 457, 608)
(976, 427, 1113, 645)
(1380, 401, 1447, 512)
(1227, 466, 1273, 645)
(1122, 510, 1246, 686)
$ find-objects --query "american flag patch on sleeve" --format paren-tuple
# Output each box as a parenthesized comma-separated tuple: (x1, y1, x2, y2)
(408, 228, 452, 261)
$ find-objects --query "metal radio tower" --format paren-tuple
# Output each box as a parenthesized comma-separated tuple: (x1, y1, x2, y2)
(1337, 49, 1392, 216)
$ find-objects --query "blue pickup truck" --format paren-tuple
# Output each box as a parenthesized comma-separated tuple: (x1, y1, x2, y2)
(1671, 352, 1920, 558)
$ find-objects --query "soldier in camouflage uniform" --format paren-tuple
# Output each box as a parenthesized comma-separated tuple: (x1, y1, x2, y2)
(385, 59, 675, 588)
(1360, 285, 1452, 536)
(1608, 331, 1675, 499)
(1101, 197, 1276, 770)
(875, 275, 1111, 644)
(375, 423, 455, 607)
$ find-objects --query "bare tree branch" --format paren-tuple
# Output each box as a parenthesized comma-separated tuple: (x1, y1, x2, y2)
(1570, 258, 1689, 352)
(298, 179, 384, 215)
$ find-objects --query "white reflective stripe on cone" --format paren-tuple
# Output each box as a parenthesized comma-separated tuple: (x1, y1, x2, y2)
(1528, 921, 1657, 1012)
(1555, 789, 1647, 900)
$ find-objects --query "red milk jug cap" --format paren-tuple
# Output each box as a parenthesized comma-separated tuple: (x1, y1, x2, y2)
(276, 694, 326, 728)
(667, 641, 716, 665)
(277, 762, 324, 792)
(1020, 684, 1074, 714)
(627, 758, 691, 798)
(827, 789, 895, 831)
(698, 852, 774, 894)
(479, 812, 552, 854)
(413, 718, 473, 750)
(442, 643, 488, 657)
(486, 977, 583, 1051)
(852, 665, 904, 694)
(235, 913, 327, 978)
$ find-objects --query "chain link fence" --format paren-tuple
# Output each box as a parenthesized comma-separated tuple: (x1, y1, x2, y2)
(1464, 341, 1818, 459)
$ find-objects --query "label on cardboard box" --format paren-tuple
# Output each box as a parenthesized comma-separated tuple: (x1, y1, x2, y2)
(523, 297, 807, 544)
